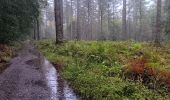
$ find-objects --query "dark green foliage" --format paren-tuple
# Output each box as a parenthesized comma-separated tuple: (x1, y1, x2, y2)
(0, 0, 42, 43)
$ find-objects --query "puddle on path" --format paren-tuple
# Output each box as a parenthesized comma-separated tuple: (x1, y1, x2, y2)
(41, 57, 78, 100)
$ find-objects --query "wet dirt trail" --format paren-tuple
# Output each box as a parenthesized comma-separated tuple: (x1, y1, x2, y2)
(0, 41, 77, 100)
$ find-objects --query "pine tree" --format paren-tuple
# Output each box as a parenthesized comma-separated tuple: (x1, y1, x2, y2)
(54, 0, 64, 43)
(164, 0, 170, 38)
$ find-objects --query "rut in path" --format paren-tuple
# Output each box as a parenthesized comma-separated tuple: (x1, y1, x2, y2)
(0, 41, 77, 100)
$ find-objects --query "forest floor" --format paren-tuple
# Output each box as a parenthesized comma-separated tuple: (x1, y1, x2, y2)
(0, 41, 77, 100)
(36, 40, 170, 100)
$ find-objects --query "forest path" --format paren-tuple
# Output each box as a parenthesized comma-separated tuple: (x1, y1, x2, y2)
(0, 41, 77, 100)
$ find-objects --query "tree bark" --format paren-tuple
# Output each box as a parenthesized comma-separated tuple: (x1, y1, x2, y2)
(87, 0, 92, 40)
(76, 0, 80, 40)
(122, 0, 127, 40)
(70, 0, 73, 39)
(36, 18, 40, 40)
(139, 0, 142, 41)
(155, 0, 162, 44)
(107, 0, 111, 39)
(99, 0, 104, 40)
(33, 26, 36, 40)
(54, 0, 64, 44)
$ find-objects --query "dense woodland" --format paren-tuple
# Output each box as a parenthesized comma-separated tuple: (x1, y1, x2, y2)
(0, 0, 170, 100)
(0, 0, 41, 43)
(43, 0, 170, 43)
(0, 0, 170, 43)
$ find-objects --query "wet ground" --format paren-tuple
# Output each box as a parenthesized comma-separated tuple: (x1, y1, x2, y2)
(0, 41, 77, 100)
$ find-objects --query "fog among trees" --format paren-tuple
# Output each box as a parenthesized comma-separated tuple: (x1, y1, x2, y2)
(33, 0, 169, 43)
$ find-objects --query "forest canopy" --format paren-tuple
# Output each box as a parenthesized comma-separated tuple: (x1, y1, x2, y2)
(0, 0, 46, 43)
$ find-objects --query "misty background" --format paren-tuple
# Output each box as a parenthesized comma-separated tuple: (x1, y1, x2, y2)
(37, 0, 169, 41)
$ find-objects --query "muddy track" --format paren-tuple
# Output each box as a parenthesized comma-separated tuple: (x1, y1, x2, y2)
(0, 41, 77, 100)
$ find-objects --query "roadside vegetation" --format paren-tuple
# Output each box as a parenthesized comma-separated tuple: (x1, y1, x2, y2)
(0, 0, 43, 72)
(36, 40, 170, 100)
(0, 42, 21, 73)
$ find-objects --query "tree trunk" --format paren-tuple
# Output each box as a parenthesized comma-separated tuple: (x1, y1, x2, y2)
(139, 0, 142, 41)
(54, 0, 64, 44)
(155, 0, 162, 44)
(107, 0, 111, 40)
(33, 20, 37, 40)
(99, 0, 104, 40)
(65, 0, 70, 39)
(87, 0, 92, 40)
(36, 18, 40, 40)
(122, 0, 127, 40)
(33, 26, 36, 40)
(70, 0, 73, 39)
(76, 0, 80, 40)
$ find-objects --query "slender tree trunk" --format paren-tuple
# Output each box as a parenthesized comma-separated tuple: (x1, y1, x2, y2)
(99, 0, 104, 40)
(155, 0, 162, 44)
(33, 20, 38, 40)
(33, 26, 36, 40)
(139, 0, 142, 41)
(70, 0, 73, 39)
(164, 0, 170, 38)
(65, 0, 70, 39)
(45, 9, 48, 38)
(33, 20, 36, 40)
(122, 0, 127, 40)
(107, 0, 111, 40)
(87, 0, 92, 40)
(100, 11, 103, 40)
(112, 1, 116, 40)
(76, 0, 80, 40)
(54, 0, 64, 44)
(36, 18, 40, 40)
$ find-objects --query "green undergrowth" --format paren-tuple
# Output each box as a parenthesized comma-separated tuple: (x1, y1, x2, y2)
(36, 40, 170, 100)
